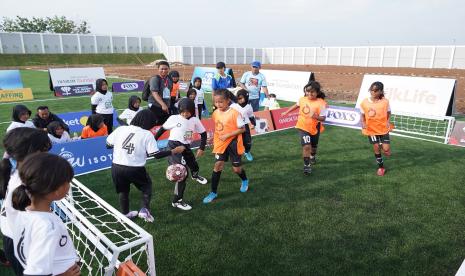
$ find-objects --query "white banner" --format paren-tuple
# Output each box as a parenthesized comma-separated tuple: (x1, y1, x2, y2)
(260, 69, 313, 103)
(355, 75, 456, 117)
(49, 67, 106, 90)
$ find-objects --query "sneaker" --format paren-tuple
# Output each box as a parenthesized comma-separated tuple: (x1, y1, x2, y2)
(240, 179, 249, 193)
(138, 208, 154, 222)
(192, 175, 208, 185)
(172, 200, 192, 211)
(310, 156, 317, 165)
(244, 152, 254, 161)
(125, 210, 139, 219)
(303, 165, 312, 175)
(203, 192, 217, 204)
(377, 167, 386, 176)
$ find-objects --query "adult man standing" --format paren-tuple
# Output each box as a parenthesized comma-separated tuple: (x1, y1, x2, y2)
(239, 61, 269, 112)
(32, 106, 69, 132)
(148, 61, 172, 125)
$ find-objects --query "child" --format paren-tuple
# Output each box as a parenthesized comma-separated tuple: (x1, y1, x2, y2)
(91, 78, 114, 134)
(107, 110, 185, 221)
(81, 114, 108, 139)
(282, 81, 327, 175)
(12, 153, 80, 276)
(186, 89, 198, 117)
(231, 89, 256, 161)
(264, 93, 280, 110)
(360, 81, 392, 176)
(118, 95, 143, 125)
(0, 128, 52, 275)
(203, 89, 249, 204)
(155, 98, 208, 210)
(169, 70, 181, 115)
(47, 121, 72, 144)
(192, 77, 206, 119)
(6, 104, 35, 133)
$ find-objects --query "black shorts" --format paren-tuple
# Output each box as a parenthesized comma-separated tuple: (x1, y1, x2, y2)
(299, 124, 321, 147)
(214, 139, 242, 167)
(111, 164, 152, 194)
(368, 133, 391, 144)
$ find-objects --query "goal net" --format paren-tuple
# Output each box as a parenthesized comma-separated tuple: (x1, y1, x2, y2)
(52, 179, 156, 276)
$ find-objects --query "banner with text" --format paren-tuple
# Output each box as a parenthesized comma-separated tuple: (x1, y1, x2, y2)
(355, 74, 456, 117)
(49, 67, 105, 94)
(260, 69, 314, 103)
(112, 81, 145, 93)
(0, 70, 23, 89)
(58, 110, 119, 134)
(0, 88, 34, 103)
(54, 84, 94, 97)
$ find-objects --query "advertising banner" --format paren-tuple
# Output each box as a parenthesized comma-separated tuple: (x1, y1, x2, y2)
(355, 74, 456, 117)
(260, 69, 314, 103)
(54, 84, 94, 97)
(0, 70, 23, 89)
(0, 88, 34, 102)
(112, 81, 145, 93)
(448, 121, 465, 147)
(324, 105, 362, 129)
(58, 110, 119, 134)
(250, 110, 275, 135)
(49, 67, 106, 92)
(270, 108, 299, 130)
(191, 67, 234, 92)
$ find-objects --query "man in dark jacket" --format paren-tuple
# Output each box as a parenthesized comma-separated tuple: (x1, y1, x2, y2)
(32, 106, 69, 132)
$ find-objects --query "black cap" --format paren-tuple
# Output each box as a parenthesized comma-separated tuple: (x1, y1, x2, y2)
(216, 61, 226, 69)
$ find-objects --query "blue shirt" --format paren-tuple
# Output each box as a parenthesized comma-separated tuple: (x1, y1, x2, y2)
(212, 74, 234, 91)
(240, 71, 267, 100)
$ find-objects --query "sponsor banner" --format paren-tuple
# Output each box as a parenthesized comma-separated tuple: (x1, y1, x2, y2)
(58, 110, 119, 134)
(54, 84, 94, 97)
(260, 69, 314, 103)
(49, 67, 106, 91)
(179, 82, 190, 93)
(112, 81, 145, 92)
(324, 105, 362, 129)
(0, 70, 23, 89)
(270, 107, 299, 130)
(191, 67, 234, 92)
(250, 110, 275, 135)
(0, 88, 34, 102)
(448, 121, 465, 147)
(355, 74, 456, 117)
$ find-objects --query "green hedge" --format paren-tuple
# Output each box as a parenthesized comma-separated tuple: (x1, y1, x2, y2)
(0, 53, 166, 66)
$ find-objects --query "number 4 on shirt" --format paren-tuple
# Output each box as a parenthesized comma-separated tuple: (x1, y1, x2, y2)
(122, 133, 135, 154)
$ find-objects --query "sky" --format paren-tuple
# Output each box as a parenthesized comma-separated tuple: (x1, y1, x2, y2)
(1, 0, 464, 48)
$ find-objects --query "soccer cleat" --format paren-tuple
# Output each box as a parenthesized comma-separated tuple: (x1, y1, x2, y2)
(303, 165, 312, 175)
(192, 175, 208, 185)
(125, 210, 139, 219)
(244, 152, 254, 161)
(240, 179, 249, 193)
(377, 167, 386, 176)
(138, 208, 154, 222)
(203, 192, 217, 204)
(310, 156, 317, 165)
(172, 200, 192, 211)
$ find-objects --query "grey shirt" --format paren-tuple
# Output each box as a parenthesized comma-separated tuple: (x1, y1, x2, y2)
(148, 75, 172, 108)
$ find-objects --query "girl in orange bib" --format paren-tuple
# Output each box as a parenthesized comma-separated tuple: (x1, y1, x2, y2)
(282, 81, 327, 175)
(360, 81, 392, 176)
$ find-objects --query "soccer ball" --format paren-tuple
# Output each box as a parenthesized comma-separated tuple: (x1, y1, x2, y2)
(166, 164, 187, 182)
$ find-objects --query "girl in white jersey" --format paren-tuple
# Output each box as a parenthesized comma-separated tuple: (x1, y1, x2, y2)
(230, 89, 256, 161)
(12, 153, 80, 276)
(192, 77, 206, 119)
(0, 128, 52, 275)
(91, 78, 114, 134)
(117, 95, 143, 125)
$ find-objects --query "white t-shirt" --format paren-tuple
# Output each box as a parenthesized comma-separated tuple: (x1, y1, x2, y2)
(0, 170, 21, 238)
(194, 88, 205, 105)
(14, 210, 78, 275)
(163, 115, 206, 145)
(118, 107, 143, 125)
(231, 103, 254, 124)
(48, 131, 72, 144)
(240, 72, 267, 100)
(6, 121, 35, 133)
(91, 91, 114, 114)
(106, 125, 159, 167)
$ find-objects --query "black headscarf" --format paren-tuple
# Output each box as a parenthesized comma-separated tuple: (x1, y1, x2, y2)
(47, 121, 64, 138)
(96, 79, 108, 95)
(130, 109, 157, 130)
(12, 105, 31, 123)
(86, 114, 105, 132)
(128, 95, 141, 112)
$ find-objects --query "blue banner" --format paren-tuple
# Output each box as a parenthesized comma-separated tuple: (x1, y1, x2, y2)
(58, 110, 119, 134)
(0, 70, 23, 89)
(191, 67, 233, 92)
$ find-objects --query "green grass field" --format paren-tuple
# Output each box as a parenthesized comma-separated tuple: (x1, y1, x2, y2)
(1, 70, 465, 275)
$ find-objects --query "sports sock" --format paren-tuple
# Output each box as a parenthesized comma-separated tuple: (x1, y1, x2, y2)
(237, 169, 247, 181)
(375, 153, 384, 168)
(173, 181, 186, 203)
(119, 192, 130, 214)
(211, 171, 222, 193)
(304, 157, 310, 166)
(142, 193, 151, 210)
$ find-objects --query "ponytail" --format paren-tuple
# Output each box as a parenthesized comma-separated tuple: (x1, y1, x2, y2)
(12, 185, 30, 211)
(0, 158, 12, 199)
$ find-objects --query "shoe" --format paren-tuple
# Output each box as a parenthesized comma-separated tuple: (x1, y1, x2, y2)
(138, 208, 154, 222)
(203, 192, 217, 204)
(192, 175, 208, 185)
(377, 167, 386, 176)
(240, 179, 249, 193)
(244, 152, 254, 161)
(303, 165, 312, 175)
(125, 210, 139, 219)
(310, 156, 317, 165)
(172, 200, 192, 211)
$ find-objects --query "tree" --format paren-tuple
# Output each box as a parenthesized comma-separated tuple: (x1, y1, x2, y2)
(0, 15, 90, 34)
